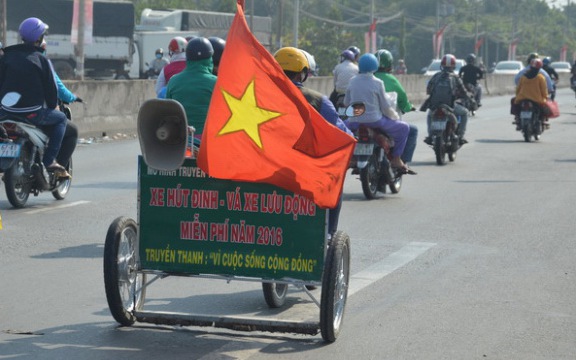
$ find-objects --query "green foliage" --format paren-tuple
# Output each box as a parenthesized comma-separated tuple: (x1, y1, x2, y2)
(131, 0, 576, 74)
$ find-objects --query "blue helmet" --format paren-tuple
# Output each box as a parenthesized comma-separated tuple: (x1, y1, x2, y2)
(543, 57, 551, 66)
(358, 53, 379, 74)
(19, 17, 48, 43)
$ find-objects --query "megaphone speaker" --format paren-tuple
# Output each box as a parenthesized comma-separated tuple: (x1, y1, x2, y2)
(137, 99, 188, 171)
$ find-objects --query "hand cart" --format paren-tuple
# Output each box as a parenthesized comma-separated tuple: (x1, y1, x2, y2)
(103, 157, 350, 342)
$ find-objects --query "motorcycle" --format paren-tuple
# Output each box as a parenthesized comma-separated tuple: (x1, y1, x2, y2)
(427, 102, 462, 165)
(0, 102, 74, 208)
(345, 103, 402, 199)
(516, 100, 547, 142)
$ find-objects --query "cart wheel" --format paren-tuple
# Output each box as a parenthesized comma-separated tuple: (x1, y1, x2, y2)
(262, 282, 288, 308)
(103, 216, 146, 326)
(320, 230, 350, 342)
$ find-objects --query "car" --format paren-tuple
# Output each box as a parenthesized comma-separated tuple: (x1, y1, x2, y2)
(492, 60, 523, 75)
(550, 61, 571, 73)
(423, 58, 465, 76)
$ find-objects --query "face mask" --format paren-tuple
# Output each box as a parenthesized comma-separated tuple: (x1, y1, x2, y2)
(156, 54, 162, 59)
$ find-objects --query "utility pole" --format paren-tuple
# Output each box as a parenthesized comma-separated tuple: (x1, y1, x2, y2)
(0, 0, 6, 46)
(276, 0, 283, 50)
(76, 0, 86, 80)
(292, 0, 299, 47)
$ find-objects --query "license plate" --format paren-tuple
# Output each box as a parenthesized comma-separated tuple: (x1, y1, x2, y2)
(0, 143, 20, 158)
(353, 143, 374, 156)
(430, 121, 447, 131)
(520, 111, 532, 119)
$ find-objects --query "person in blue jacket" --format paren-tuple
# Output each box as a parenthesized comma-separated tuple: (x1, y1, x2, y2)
(0, 17, 69, 177)
(41, 40, 82, 168)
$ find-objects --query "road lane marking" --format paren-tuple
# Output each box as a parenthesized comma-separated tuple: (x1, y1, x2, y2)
(24, 200, 91, 215)
(348, 241, 436, 296)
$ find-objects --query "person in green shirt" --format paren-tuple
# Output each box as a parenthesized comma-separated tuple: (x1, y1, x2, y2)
(166, 37, 217, 137)
(374, 49, 418, 165)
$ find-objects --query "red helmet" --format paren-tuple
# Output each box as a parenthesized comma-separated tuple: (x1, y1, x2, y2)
(168, 36, 188, 55)
(530, 58, 543, 70)
(441, 54, 456, 70)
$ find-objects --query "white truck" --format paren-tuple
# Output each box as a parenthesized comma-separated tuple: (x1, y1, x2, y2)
(5, 0, 135, 80)
(132, 8, 272, 79)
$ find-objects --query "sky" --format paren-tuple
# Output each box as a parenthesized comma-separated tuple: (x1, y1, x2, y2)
(546, 0, 570, 8)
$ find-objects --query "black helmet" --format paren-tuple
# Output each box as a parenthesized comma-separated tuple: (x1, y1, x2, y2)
(466, 53, 476, 65)
(186, 37, 214, 61)
(208, 37, 226, 66)
(155, 48, 163, 55)
(526, 52, 539, 66)
(347, 46, 361, 61)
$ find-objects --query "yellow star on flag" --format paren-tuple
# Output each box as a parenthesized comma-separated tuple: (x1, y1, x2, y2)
(218, 79, 282, 148)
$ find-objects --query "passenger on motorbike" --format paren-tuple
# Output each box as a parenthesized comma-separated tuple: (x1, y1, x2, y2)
(373, 49, 418, 167)
(207, 37, 226, 76)
(344, 53, 411, 173)
(0, 17, 69, 177)
(459, 53, 484, 107)
(148, 48, 169, 79)
(542, 57, 559, 101)
(329, 49, 358, 108)
(166, 37, 216, 137)
(423, 54, 473, 146)
(155, 36, 188, 97)
(274, 46, 352, 235)
(41, 40, 82, 169)
(513, 58, 548, 129)
(515, 53, 554, 94)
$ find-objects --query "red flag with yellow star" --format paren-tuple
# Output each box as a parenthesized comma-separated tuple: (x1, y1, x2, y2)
(197, 0, 355, 209)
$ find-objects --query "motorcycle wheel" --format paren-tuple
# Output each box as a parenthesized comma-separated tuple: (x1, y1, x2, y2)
(52, 158, 73, 200)
(359, 154, 380, 199)
(4, 144, 32, 208)
(433, 137, 447, 165)
(523, 124, 532, 142)
(104, 216, 146, 326)
(388, 168, 402, 194)
(262, 282, 288, 308)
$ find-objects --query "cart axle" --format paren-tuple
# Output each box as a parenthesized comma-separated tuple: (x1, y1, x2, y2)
(134, 310, 320, 336)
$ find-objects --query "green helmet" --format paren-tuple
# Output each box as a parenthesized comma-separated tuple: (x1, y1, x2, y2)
(375, 49, 393, 71)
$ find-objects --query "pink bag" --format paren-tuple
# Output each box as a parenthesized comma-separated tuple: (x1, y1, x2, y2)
(544, 99, 560, 118)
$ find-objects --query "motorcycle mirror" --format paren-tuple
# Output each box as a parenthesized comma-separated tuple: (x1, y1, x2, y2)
(345, 103, 366, 117)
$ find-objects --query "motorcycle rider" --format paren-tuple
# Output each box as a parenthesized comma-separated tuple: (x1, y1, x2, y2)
(344, 53, 412, 173)
(329, 49, 359, 107)
(207, 37, 226, 76)
(394, 59, 407, 75)
(274, 47, 352, 235)
(515, 52, 554, 94)
(459, 53, 484, 107)
(513, 58, 548, 130)
(155, 36, 188, 96)
(0, 17, 69, 177)
(166, 37, 216, 137)
(423, 54, 473, 146)
(542, 57, 559, 101)
(148, 48, 169, 78)
(374, 49, 418, 167)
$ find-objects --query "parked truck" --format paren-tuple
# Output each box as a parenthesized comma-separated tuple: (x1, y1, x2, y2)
(5, 0, 135, 80)
(132, 8, 272, 79)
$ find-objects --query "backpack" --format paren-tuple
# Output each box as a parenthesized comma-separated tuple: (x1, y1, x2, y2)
(429, 73, 456, 108)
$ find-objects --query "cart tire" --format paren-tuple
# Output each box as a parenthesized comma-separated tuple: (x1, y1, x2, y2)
(262, 282, 288, 308)
(103, 216, 146, 326)
(320, 230, 350, 342)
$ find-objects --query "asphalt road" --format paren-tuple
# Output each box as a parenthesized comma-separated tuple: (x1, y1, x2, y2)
(1, 89, 575, 360)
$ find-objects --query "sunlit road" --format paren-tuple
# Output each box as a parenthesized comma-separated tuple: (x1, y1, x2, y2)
(1, 89, 575, 359)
